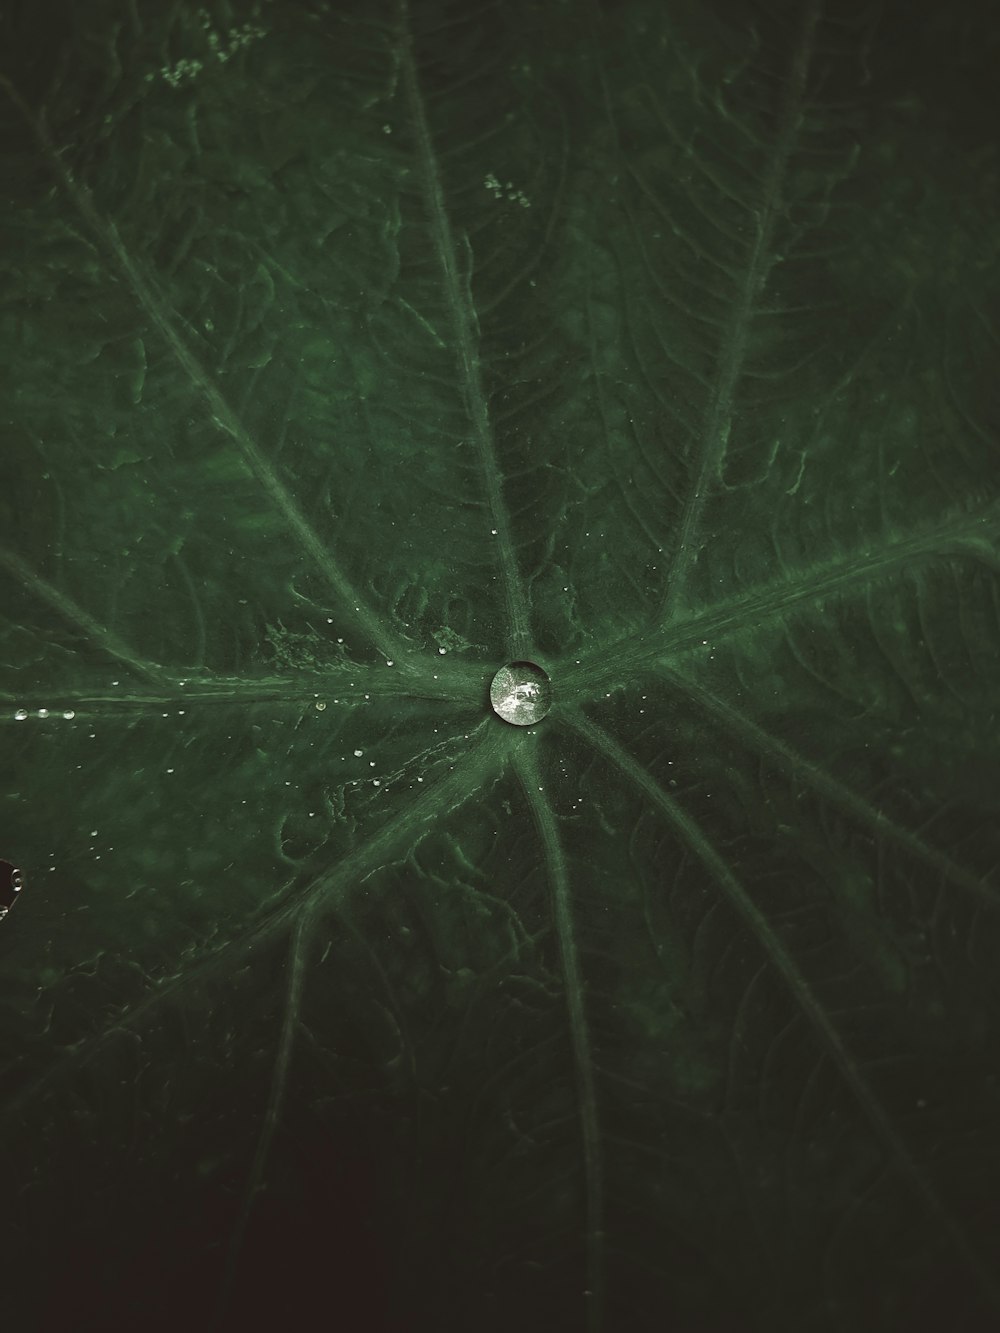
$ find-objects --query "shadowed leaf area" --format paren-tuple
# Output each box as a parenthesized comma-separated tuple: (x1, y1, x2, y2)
(2, 1, 999, 1329)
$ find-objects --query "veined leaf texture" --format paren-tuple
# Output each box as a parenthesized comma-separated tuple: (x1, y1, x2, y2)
(2, 1, 999, 1329)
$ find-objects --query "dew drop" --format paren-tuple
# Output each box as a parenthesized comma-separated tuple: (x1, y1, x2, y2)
(490, 661, 552, 726)
(14, 708, 28, 721)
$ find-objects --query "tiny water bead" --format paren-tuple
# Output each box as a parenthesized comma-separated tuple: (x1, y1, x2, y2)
(490, 661, 552, 726)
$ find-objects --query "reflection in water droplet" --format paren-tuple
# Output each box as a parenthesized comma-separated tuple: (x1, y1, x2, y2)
(490, 662, 552, 726)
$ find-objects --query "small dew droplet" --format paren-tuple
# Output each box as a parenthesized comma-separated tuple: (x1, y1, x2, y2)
(14, 708, 28, 721)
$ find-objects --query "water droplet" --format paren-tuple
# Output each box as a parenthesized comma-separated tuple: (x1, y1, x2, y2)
(315, 701, 327, 711)
(490, 661, 552, 726)
(354, 749, 363, 757)
(14, 709, 28, 721)
(37, 708, 50, 718)
(63, 710, 76, 720)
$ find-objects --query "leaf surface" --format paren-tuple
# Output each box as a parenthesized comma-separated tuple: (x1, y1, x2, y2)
(2, 2, 1000, 1330)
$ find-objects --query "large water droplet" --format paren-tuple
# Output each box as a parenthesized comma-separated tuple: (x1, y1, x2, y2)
(490, 661, 552, 726)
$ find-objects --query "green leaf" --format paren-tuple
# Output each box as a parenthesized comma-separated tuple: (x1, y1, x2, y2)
(2, 1, 1000, 1329)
